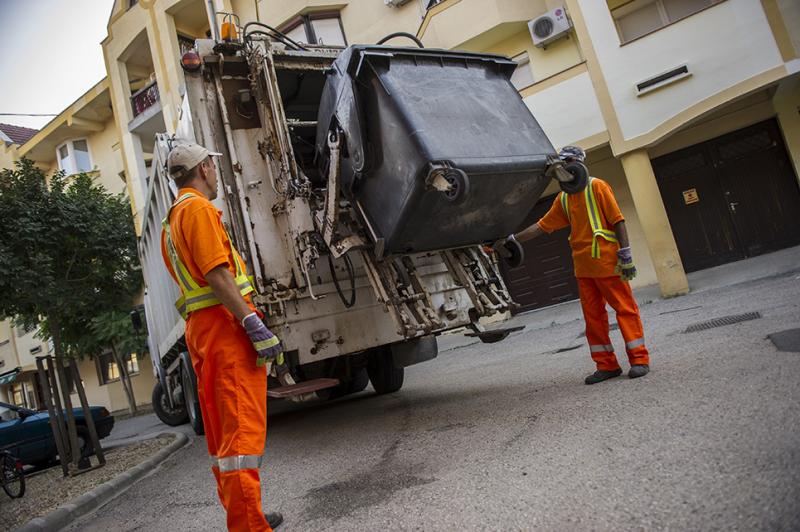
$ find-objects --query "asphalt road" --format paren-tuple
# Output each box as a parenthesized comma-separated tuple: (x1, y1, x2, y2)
(70, 270, 800, 531)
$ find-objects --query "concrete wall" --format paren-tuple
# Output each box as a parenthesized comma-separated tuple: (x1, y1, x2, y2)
(73, 358, 112, 408)
(774, 75, 800, 184)
(0, 142, 18, 171)
(87, 117, 126, 195)
(0, 321, 18, 374)
(777, 0, 800, 58)
(470, 26, 584, 84)
(587, 148, 658, 289)
(69, 354, 157, 412)
(577, 0, 786, 143)
(257, 0, 423, 45)
(524, 70, 607, 150)
(14, 329, 50, 369)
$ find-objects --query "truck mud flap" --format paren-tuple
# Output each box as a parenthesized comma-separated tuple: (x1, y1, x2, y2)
(391, 335, 438, 368)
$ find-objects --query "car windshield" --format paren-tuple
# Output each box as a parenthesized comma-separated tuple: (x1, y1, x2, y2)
(0, 404, 20, 422)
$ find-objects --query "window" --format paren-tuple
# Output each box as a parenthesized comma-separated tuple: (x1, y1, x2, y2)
(510, 52, 534, 90)
(56, 139, 93, 175)
(610, 0, 724, 43)
(96, 352, 140, 385)
(10, 383, 24, 408)
(0, 404, 20, 422)
(178, 34, 195, 55)
(15, 322, 35, 337)
(280, 14, 346, 46)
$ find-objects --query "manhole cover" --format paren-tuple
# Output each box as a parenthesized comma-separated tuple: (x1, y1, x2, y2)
(683, 312, 762, 333)
(767, 328, 800, 352)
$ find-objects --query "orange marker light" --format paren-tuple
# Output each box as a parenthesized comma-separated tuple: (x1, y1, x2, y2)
(221, 22, 238, 41)
(181, 51, 201, 72)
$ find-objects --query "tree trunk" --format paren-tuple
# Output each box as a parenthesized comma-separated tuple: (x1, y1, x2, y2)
(48, 316, 82, 471)
(111, 344, 137, 415)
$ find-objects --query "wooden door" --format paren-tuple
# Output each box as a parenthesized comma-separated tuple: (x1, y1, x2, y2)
(653, 144, 743, 272)
(710, 120, 800, 257)
(500, 194, 578, 313)
(653, 119, 800, 272)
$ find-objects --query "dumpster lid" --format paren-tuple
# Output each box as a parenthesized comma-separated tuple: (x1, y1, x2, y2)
(341, 45, 517, 78)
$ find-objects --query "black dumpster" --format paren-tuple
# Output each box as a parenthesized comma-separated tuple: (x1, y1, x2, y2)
(316, 45, 556, 255)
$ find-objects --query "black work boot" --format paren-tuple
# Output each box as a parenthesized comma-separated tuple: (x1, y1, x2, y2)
(628, 364, 650, 379)
(265, 512, 284, 530)
(584, 368, 622, 385)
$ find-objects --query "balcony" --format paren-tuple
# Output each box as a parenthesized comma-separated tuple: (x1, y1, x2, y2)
(418, 0, 546, 50)
(259, 1, 348, 28)
(127, 80, 164, 153)
(131, 80, 159, 119)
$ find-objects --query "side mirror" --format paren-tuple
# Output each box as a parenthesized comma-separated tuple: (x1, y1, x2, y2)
(130, 309, 143, 332)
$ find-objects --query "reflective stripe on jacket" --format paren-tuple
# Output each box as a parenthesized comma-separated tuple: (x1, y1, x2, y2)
(560, 177, 619, 259)
(162, 192, 255, 318)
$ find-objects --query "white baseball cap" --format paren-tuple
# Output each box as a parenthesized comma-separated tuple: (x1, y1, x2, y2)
(167, 141, 222, 180)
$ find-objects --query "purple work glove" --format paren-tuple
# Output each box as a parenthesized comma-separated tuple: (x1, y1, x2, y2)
(241, 312, 283, 367)
(615, 246, 637, 282)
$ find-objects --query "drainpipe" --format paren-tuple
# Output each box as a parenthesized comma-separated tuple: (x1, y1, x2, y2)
(206, 0, 220, 41)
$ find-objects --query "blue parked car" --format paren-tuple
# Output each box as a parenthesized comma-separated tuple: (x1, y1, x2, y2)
(0, 401, 114, 466)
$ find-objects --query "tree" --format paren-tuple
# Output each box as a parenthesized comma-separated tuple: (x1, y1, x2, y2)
(0, 158, 141, 384)
(85, 310, 149, 414)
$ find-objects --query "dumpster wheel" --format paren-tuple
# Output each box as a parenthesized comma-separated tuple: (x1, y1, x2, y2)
(559, 161, 589, 194)
(443, 169, 470, 204)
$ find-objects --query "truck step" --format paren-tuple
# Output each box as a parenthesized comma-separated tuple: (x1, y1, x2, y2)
(267, 378, 340, 399)
(464, 326, 525, 344)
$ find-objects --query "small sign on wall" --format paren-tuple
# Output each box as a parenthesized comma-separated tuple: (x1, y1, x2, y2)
(683, 188, 699, 205)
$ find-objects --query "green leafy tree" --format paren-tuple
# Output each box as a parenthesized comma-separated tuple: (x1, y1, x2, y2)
(0, 158, 141, 371)
(84, 310, 149, 414)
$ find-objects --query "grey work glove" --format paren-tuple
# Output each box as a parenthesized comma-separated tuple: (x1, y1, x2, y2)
(241, 312, 283, 367)
(492, 234, 517, 259)
(615, 246, 637, 282)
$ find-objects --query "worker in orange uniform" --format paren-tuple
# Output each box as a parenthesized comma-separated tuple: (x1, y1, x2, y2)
(160, 141, 284, 531)
(496, 146, 650, 384)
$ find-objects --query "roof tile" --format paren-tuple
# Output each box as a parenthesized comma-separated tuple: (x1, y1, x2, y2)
(0, 123, 39, 145)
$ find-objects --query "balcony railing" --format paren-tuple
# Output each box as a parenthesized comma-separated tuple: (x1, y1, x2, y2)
(130, 81, 159, 119)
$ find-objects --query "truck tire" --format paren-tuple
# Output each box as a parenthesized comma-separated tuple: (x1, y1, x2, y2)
(367, 348, 404, 394)
(152, 381, 188, 427)
(348, 367, 370, 394)
(182, 362, 205, 435)
(317, 368, 369, 401)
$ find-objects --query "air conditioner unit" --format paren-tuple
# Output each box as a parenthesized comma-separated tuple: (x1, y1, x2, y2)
(384, 0, 412, 7)
(528, 7, 572, 48)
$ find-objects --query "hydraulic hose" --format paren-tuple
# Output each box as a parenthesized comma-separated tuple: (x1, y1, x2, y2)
(328, 252, 356, 308)
(376, 32, 424, 48)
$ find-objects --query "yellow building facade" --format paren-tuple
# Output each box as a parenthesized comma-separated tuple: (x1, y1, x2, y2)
(103, 0, 800, 312)
(0, 81, 156, 413)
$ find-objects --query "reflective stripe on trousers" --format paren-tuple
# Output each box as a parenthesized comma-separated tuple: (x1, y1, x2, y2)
(589, 344, 614, 353)
(211, 454, 263, 473)
(626, 338, 645, 351)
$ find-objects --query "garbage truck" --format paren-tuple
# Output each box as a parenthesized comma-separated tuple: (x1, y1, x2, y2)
(138, 23, 585, 433)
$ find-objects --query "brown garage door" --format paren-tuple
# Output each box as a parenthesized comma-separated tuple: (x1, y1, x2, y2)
(653, 119, 800, 273)
(499, 194, 578, 313)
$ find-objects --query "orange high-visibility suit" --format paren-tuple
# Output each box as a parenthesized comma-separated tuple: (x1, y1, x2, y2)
(161, 187, 272, 532)
(537, 179, 650, 371)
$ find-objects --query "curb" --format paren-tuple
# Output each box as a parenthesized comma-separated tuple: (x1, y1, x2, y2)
(17, 432, 189, 532)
